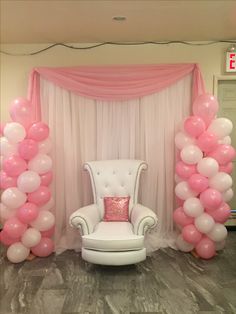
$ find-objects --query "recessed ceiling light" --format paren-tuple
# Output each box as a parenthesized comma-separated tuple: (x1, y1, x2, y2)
(112, 16, 127, 22)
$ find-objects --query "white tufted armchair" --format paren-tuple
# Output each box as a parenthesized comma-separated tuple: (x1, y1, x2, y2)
(69, 160, 157, 265)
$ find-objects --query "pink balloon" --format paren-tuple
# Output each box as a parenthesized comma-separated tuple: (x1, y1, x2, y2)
(182, 224, 202, 244)
(31, 237, 54, 257)
(0, 230, 20, 246)
(208, 144, 236, 165)
(175, 161, 196, 179)
(3, 155, 27, 177)
(0, 170, 17, 189)
(188, 173, 209, 193)
(196, 131, 218, 153)
(173, 207, 194, 227)
(40, 171, 53, 186)
(9, 98, 32, 129)
(200, 188, 223, 210)
(195, 237, 216, 259)
(192, 93, 219, 126)
(28, 186, 51, 206)
(207, 202, 231, 223)
(41, 225, 55, 238)
(184, 116, 206, 138)
(219, 162, 233, 174)
(16, 202, 39, 224)
(3, 217, 27, 239)
(18, 139, 38, 160)
(27, 122, 49, 142)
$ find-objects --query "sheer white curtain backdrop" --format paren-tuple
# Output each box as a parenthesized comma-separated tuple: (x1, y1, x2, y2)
(40, 74, 192, 253)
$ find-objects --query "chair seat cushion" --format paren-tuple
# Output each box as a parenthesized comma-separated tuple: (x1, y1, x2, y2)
(82, 221, 144, 251)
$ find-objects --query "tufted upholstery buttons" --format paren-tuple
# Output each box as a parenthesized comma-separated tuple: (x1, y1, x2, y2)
(84, 160, 147, 217)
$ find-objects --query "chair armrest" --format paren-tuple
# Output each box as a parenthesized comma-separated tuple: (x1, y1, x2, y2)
(69, 204, 100, 235)
(131, 204, 158, 235)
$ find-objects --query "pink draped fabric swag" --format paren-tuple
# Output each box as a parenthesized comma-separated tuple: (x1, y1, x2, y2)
(28, 64, 205, 121)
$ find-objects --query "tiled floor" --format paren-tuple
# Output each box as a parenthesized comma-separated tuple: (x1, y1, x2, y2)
(0, 232, 236, 314)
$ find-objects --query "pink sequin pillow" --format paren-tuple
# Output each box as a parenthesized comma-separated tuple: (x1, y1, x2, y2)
(103, 196, 130, 222)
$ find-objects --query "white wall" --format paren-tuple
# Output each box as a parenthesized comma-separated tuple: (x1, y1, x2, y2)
(0, 42, 232, 122)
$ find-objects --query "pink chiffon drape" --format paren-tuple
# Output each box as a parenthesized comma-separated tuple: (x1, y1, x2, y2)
(28, 63, 205, 121)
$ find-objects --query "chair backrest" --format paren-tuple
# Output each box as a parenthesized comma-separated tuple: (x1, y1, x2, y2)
(84, 159, 147, 218)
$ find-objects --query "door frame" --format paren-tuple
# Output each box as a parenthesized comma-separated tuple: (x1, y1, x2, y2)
(213, 75, 236, 96)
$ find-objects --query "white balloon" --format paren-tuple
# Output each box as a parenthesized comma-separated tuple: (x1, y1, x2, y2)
(3, 122, 26, 144)
(38, 137, 52, 154)
(207, 223, 227, 242)
(0, 137, 18, 157)
(7, 242, 30, 263)
(209, 172, 232, 193)
(176, 234, 194, 252)
(195, 213, 215, 234)
(175, 132, 195, 150)
(207, 118, 233, 139)
(17, 170, 41, 193)
(1, 187, 27, 209)
(175, 181, 198, 200)
(218, 136, 231, 145)
(222, 188, 234, 202)
(197, 157, 219, 178)
(180, 145, 203, 164)
(0, 203, 16, 223)
(28, 153, 52, 174)
(21, 228, 41, 248)
(215, 239, 226, 251)
(30, 210, 55, 231)
(39, 197, 55, 211)
(183, 197, 204, 218)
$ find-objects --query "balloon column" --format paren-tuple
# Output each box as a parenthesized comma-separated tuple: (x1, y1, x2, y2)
(0, 98, 55, 263)
(174, 93, 235, 259)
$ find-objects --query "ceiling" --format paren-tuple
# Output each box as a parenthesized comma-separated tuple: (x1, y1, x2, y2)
(1, 0, 236, 44)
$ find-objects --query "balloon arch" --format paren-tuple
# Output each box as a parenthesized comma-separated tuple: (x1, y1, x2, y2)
(174, 93, 235, 259)
(0, 94, 235, 262)
(0, 98, 55, 263)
